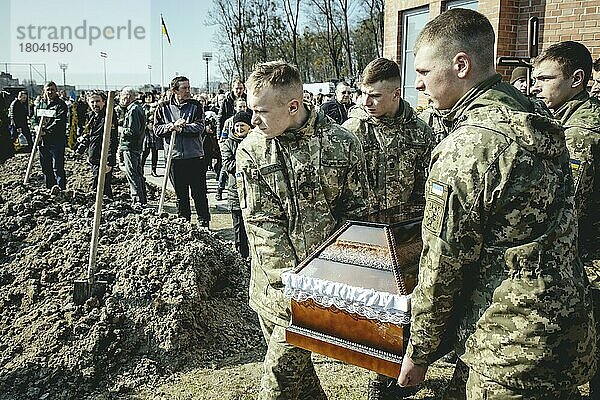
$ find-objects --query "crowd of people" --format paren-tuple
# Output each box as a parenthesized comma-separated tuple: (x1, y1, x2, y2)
(1, 8, 600, 399)
(235, 9, 600, 400)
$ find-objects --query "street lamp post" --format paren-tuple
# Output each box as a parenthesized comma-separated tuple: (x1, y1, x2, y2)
(202, 52, 213, 93)
(59, 63, 68, 89)
(148, 64, 152, 88)
(100, 51, 108, 90)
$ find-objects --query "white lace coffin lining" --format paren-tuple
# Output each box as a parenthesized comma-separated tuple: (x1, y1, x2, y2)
(282, 271, 412, 325)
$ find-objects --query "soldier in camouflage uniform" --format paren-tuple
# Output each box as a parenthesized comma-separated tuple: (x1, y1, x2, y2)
(343, 58, 435, 225)
(398, 9, 596, 399)
(418, 100, 470, 400)
(417, 105, 451, 146)
(236, 61, 369, 400)
(591, 57, 600, 98)
(342, 57, 434, 399)
(532, 41, 600, 398)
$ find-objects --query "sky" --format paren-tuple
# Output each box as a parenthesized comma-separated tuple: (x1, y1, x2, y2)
(0, 0, 222, 90)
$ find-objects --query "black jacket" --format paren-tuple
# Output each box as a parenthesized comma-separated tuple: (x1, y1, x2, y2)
(321, 99, 354, 125)
(41, 98, 68, 143)
(9, 99, 29, 127)
(218, 92, 247, 133)
(85, 107, 119, 166)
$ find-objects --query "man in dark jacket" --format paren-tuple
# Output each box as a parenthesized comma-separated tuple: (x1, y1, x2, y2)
(0, 91, 14, 162)
(154, 76, 208, 226)
(9, 91, 32, 148)
(82, 91, 118, 198)
(218, 78, 246, 134)
(119, 87, 147, 205)
(39, 81, 68, 191)
(321, 81, 355, 124)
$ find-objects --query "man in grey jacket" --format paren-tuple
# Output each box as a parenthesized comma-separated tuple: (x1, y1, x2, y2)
(119, 87, 147, 205)
(154, 76, 209, 226)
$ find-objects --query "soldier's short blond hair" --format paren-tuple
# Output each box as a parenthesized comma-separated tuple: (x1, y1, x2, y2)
(415, 9, 495, 71)
(246, 61, 303, 102)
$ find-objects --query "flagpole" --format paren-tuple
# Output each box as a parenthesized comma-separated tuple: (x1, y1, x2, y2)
(160, 14, 165, 94)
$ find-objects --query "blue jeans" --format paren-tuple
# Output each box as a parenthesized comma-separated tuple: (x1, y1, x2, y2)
(122, 150, 147, 204)
(38, 138, 66, 189)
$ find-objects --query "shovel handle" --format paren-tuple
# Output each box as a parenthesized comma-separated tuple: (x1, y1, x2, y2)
(158, 129, 177, 215)
(23, 116, 47, 184)
(87, 91, 115, 285)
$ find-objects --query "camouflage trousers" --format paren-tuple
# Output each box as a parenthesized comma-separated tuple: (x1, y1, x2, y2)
(590, 286, 600, 398)
(258, 314, 327, 400)
(443, 357, 468, 400)
(466, 369, 579, 399)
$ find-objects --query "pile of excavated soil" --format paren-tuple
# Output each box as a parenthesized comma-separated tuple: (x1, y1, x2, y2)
(0, 153, 264, 399)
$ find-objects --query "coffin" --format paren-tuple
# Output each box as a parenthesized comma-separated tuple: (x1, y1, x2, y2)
(282, 218, 422, 378)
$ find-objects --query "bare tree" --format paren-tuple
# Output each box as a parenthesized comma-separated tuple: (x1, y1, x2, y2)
(283, 0, 301, 66)
(363, 0, 384, 58)
(307, 0, 343, 79)
(247, 0, 286, 64)
(335, 0, 354, 77)
(209, 0, 249, 80)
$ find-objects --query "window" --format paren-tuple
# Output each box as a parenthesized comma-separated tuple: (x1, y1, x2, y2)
(401, 7, 429, 107)
(445, 0, 478, 11)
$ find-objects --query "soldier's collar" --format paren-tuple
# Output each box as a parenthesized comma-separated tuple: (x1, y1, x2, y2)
(553, 90, 589, 125)
(368, 99, 410, 126)
(279, 103, 319, 141)
(444, 74, 502, 124)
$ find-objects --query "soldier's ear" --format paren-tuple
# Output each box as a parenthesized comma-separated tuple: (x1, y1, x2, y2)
(454, 52, 471, 79)
(289, 99, 300, 115)
(571, 69, 585, 88)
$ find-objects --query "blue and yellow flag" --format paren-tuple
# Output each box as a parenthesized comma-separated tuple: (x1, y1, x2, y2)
(161, 14, 171, 45)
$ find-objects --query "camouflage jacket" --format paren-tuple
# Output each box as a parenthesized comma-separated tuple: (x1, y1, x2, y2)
(236, 106, 369, 325)
(417, 106, 451, 145)
(343, 101, 434, 223)
(406, 74, 595, 390)
(554, 91, 600, 261)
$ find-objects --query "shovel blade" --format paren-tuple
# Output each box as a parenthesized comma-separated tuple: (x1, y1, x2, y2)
(73, 280, 108, 305)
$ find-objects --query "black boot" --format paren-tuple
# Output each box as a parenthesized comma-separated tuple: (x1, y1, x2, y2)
(216, 189, 223, 201)
(368, 378, 415, 400)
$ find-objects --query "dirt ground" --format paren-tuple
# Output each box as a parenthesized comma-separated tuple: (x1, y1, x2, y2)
(0, 150, 592, 400)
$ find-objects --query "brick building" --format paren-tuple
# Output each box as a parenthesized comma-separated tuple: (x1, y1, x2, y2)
(383, 0, 600, 106)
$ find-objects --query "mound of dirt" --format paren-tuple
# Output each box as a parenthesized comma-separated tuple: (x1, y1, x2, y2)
(0, 154, 264, 399)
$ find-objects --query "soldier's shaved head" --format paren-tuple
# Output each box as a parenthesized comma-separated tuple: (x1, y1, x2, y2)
(415, 8, 495, 73)
(246, 60, 303, 105)
(246, 60, 308, 138)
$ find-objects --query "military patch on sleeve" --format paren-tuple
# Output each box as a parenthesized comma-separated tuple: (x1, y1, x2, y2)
(423, 180, 449, 236)
(236, 171, 247, 209)
(259, 163, 282, 176)
(570, 159, 583, 191)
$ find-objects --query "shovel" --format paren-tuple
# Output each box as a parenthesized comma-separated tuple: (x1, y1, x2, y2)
(73, 91, 115, 305)
(23, 108, 56, 184)
(157, 105, 181, 215)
